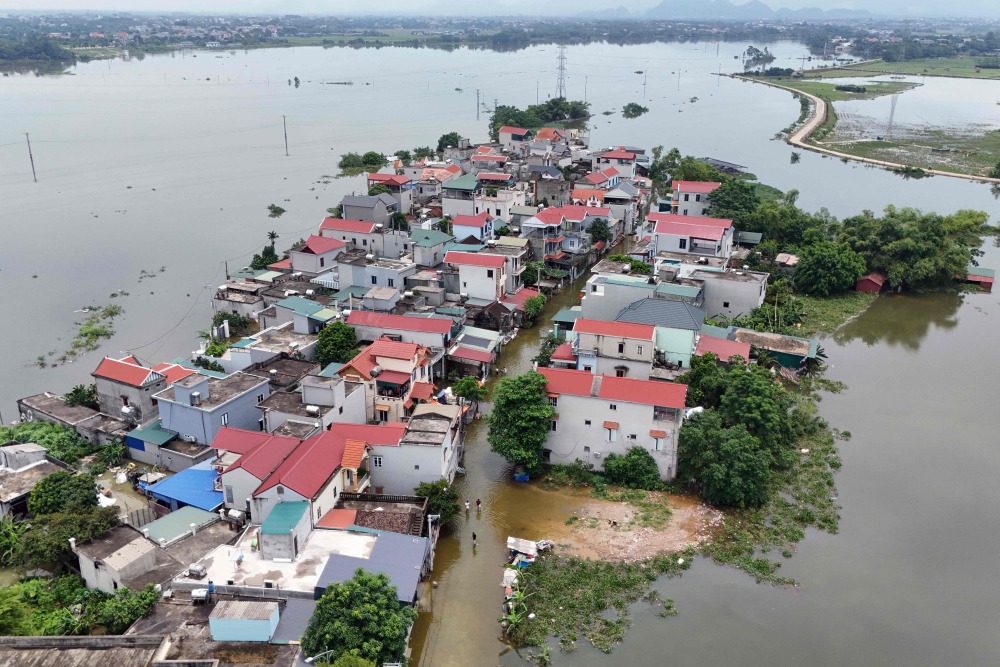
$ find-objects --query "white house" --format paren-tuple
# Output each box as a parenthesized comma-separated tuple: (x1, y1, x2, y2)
(213, 280, 268, 319)
(572, 317, 656, 378)
(346, 311, 453, 353)
(369, 404, 462, 495)
(257, 374, 367, 433)
(650, 213, 734, 260)
(474, 188, 526, 224)
(441, 173, 481, 218)
(451, 212, 496, 242)
(289, 235, 347, 276)
(212, 428, 303, 513)
(366, 172, 414, 213)
(443, 251, 506, 302)
(498, 125, 532, 152)
(671, 180, 721, 217)
(539, 367, 688, 480)
(592, 148, 637, 178)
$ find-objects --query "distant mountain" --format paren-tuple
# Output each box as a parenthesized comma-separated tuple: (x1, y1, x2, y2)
(581, 6, 632, 19)
(645, 0, 873, 20)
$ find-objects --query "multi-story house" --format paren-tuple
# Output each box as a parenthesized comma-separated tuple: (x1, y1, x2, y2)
(366, 172, 414, 214)
(474, 188, 526, 225)
(451, 212, 496, 243)
(671, 181, 721, 217)
(498, 125, 532, 151)
(346, 311, 453, 373)
(92, 356, 167, 427)
(443, 251, 506, 303)
(649, 213, 734, 260)
(338, 339, 435, 423)
(341, 193, 398, 224)
(288, 235, 347, 276)
(521, 205, 615, 280)
(369, 404, 463, 495)
(441, 173, 482, 218)
(571, 318, 656, 378)
(592, 148, 637, 178)
(539, 367, 688, 480)
(482, 237, 530, 295)
(154, 372, 270, 445)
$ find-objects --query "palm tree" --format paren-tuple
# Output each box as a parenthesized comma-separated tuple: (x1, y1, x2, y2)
(267, 230, 279, 246)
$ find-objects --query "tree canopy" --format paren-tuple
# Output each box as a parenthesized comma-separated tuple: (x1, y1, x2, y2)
(315, 322, 357, 367)
(678, 411, 772, 508)
(0, 422, 93, 465)
(368, 183, 390, 197)
(489, 97, 589, 140)
(29, 473, 98, 516)
(436, 131, 462, 152)
(523, 295, 546, 322)
(487, 371, 554, 474)
(414, 480, 461, 525)
(64, 384, 98, 410)
(14, 507, 120, 570)
(451, 376, 488, 403)
(602, 446, 663, 489)
(587, 218, 612, 243)
(706, 178, 760, 222)
(793, 241, 866, 296)
(301, 569, 417, 666)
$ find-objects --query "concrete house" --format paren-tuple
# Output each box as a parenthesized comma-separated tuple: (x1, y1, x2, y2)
(521, 205, 616, 281)
(338, 339, 435, 423)
(154, 372, 270, 445)
(482, 238, 530, 295)
(539, 367, 688, 480)
(409, 228, 454, 267)
(263, 295, 339, 335)
(650, 213, 734, 260)
(474, 188, 526, 224)
(593, 148, 637, 178)
(74, 525, 180, 594)
(614, 298, 707, 369)
(572, 318, 656, 378)
(688, 268, 768, 319)
(258, 374, 367, 433)
(441, 173, 482, 218)
(347, 310, 453, 356)
(443, 251, 506, 303)
(341, 193, 398, 224)
(451, 212, 496, 243)
(212, 428, 302, 513)
(671, 181, 721, 217)
(470, 153, 509, 173)
(335, 249, 417, 292)
(0, 443, 72, 517)
(498, 125, 532, 151)
(289, 235, 347, 277)
(93, 356, 167, 427)
(369, 404, 462, 495)
(367, 172, 414, 213)
(580, 166, 621, 189)
(319, 217, 411, 258)
(213, 280, 268, 319)
(403, 163, 462, 203)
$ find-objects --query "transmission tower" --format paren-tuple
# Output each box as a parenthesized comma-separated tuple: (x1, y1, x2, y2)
(556, 45, 567, 99)
(887, 93, 900, 137)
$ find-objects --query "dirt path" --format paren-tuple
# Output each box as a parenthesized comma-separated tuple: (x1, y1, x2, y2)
(735, 75, 1000, 184)
(546, 492, 723, 562)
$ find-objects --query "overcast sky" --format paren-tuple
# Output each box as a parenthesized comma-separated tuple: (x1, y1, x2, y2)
(1, 0, 997, 18)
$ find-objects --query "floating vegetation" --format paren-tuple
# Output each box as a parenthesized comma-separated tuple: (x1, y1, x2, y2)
(37, 304, 125, 367)
(622, 103, 649, 119)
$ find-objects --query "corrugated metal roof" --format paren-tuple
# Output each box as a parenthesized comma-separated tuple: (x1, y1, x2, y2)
(615, 298, 706, 331)
(142, 506, 218, 543)
(127, 419, 177, 446)
(260, 501, 309, 535)
(315, 532, 428, 605)
(655, 283, 702, 298)
(145, 463, 223, 512)
(211, 600, 279, 621)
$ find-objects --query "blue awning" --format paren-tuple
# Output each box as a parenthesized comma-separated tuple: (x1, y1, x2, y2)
(144, 462, 223, 512)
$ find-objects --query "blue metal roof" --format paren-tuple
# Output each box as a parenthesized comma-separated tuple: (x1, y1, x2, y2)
(315, 531, 428, 605)
(145, 462, 223, 512)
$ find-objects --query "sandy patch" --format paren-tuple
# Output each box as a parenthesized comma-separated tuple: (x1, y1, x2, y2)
(547, 492, 723, 561)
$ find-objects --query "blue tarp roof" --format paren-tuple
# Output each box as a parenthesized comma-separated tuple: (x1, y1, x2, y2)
(144, 462, 223, 512)
(315, 531, 428, 605)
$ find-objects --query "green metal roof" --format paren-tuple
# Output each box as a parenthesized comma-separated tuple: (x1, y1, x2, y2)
(312, 308, 339, 322)
(230, 338, 255, 349)
(410, 229, 454, 248)
(142, 506, 218, 543)
(332, 286, 369, 302)
(172, 358, 228, 379)
(276, 295, 324, 317)
(655, 283, 702, 298)
(127, 420, 177, 446)
(699, 324, 734, 339)
(442, 173, 480, 192)
(435, 307, 467, 316)
(230, 268, 269, 280)
(318, 362, 345, 378)
(603, 275, 656, 288)
(968, 265, 996, 278)
(552, 307, 581, 324)
(443, 242, 485, 254)
(255, 270, 284, 283)
(261, 501, 309, 535)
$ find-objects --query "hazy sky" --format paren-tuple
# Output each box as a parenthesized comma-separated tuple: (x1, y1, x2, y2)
(1, 0, 997, 18)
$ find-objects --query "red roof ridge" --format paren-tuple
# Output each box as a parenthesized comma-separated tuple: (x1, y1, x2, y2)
(573, 317, 655, 340)
(444, 251, 505, 268)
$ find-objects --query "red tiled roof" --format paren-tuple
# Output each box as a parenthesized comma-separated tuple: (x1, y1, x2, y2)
(532, 205, 612, 225)
(672, 180, 722, 194)
(477, 172, 513, 181)
(93, 356, 163, 387)
(377, 369, 412, 384)
(320, 218, 378, 234)
(571, 188, 606, 202)
(695, 335, 751, 362)
(859, 271, 887, 287)
(267, 258, 293, 271)
(653, 221, 727, 241)
(211, 427, 281, 455)
(476, 146, 494, 154)
(410, 382, 436, 401)
(535, 127, 565, 141)
(551, 343, 576, 361)
(342, 339, 426, 380)
(574, 318, 654, 340)
(600, 167, 620, 178)
(329, 422, 406, 447)
(367, 173, 411, 187)
(593, 240, 606, 251)
(599, 375, 687, 409)
(501, 287, 541, 312)
(539, 367, 687, 409)
(342, 439, 368, 470)
(316, 508, 357, 529)
(601, 149, 636, 160)
(152, 363, 196, 384)
(648, 212, 733, 229)
(449, 346, 495, 364)
(253, 429, 348, 499)
(582, 172, 608, 185)
(452, 212, 494, 229)
(498, 125, 529, 135)
(347, 311, 452, 334)
(445, 251, 505, 268)
(301, 235, 346, 255)
(472, 154, 508, 162)
(228, 435, 302, 480)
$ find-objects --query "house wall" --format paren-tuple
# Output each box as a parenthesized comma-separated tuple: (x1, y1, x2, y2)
(210, 613, 278, 643)
(457, 265, 503, 302)
(343, 203, 391, 224)
(441, 196, 475, 219)
(349, 325, 448, 352)
(289, 248, 341, 276)
(474, 190, 526, 223)
(260, 506, 311, 561)
(221, 467, 262, 512)
(79, 540, 158, 594)
(212, 295, 265, 320)
(251, 487, 306, 526)
(655, 327, 696, 368)
(453, 219, 494, 242)
(413, 244, 445, 267)
(546, 395, 681, 479)
(575, 352, 651, 378)
(533, 180, 571, 208)
(159, 381, 270, 446)
(125, 439, 212, 472)
(95, 377, 164, 426)
(369, 443, 442, 495)
(672, 190, 711, 217)
(691, 271, 767, 319)
(580, 279, 655, 322)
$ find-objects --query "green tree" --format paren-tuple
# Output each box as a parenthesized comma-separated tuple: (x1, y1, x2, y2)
(326, 205, 343, 218)
(393, 149, 412, 163)
(437, 131, 462, 152)
(677, 353, 729, 408)
(602, 446, 663, 489)
(266, 204, 286, 219)
(523, 294, 546, 322)
(0, 422, 93, 465)
(315, 322, 357, 366)
(678, 411, 771, 508)
(249, 243, 279, 270)
(587, 218, 612, 244)
(28, 472, 98, 516)
(368, 183, 390, 197)
(14, 507, 120, 569)
(331, 657, 376, 667)
(267, 231, 279, 245)
(339, 152, 365, 169)
(361, 151, 384, 167)
(96, 438, 127, 468)
(706, 178, 760, 222)
(521, 261, 541, 286)
(607, 254, 651, 275)
(412, 146, 435, 160)
(389, 211, 409, 232)
(670, 157, 722, 183)
(64, 384, 98, 410)
(487, 371, 554, 474)
(451, 376, 488, 403)
(793, 241, 866, 296)
(414, 480, 461, 525)
(212, 311, 253, 335)
(718, 363, 795, 470)
(301, 569, 417, 666)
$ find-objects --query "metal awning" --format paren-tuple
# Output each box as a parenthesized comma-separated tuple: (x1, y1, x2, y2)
(506, 536, 538, 556)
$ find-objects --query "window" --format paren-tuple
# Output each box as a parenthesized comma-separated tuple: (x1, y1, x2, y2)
(637, 346, 644, 355)
(414, 464, 420, 470)
(403, 244, 408, 251)
(609, 404, 617, 411)
(487, 269, 494, 278)
(338, 406, 344, 415)
(277, 485, 285, 495)
(679, 239, 687, 250)
(352, 238, 357, 245)
(606, 428, 617, 442)
(371, 276, 378, 285)
(695, 194, 702, 202)
(371, 456, 383, 468)
(258, 418, 266, 431)
(496, 208, 501, 216)
(584, 446, 591, 453)
(221, 413, 229, 426)
(549, 396, 558, 407)
(113, 581, 119, 590)
(591, 284, 599, 293)
(320, 257, 325, 268)
(653, 437, 664, 452)
(583, 366, 592, 372)
(388, 278, 395, 288)
(616, 368, 626, 378)
(682, 209, 688, 216)
(551, 420, 558, 432)
(723, 301, 730, 308)
(225, 486, 234, 504)
(462, 282, 468, 288)
(629, 434, 637, 441)
(362, 239, 368, 246)
(618, 343, 625, 354)
(257, 394, 264, 403)
(683, 193, 690, 201)
(585, 420, 592, 426)
(121, 396, 130, 407)
(317, 506, 323, 519)
(378, 409, 389, 422)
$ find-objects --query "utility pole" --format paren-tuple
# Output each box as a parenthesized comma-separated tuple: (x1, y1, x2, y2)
(556, 45, 567, 99)
(584, 75, 589, 103)
(282, 115, 288, 157)
(476, 89, 480, 120)
(536, 81, 539, 105)
(642, 72, 646, 100)
(25, 133, 37, 183)
(493, 98, 498, 114)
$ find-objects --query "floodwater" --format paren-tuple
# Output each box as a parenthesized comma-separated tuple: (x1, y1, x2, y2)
(2, 41, 1000, 666)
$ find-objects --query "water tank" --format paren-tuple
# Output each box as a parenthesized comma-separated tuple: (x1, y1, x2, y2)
(404, 291, 415, 297)
(305, 289, 315, 296)
(305, 405, 321, 417)
(365, 254, 375, 261)
(190, 391, 201, 406)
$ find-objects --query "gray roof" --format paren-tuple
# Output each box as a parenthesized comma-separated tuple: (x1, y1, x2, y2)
(615, 298, 706, 331)
(315, 531, 428, 605)
(210, 600, 278, 621)
(271, 598, 316, 643)
(526, 165, 563, 179)
(341, 193, 396, 208)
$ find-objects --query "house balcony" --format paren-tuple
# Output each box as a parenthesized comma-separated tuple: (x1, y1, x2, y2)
(348, 472, 371, 494)
(688, 243, 721, 257)
(653, 407, 680, 422)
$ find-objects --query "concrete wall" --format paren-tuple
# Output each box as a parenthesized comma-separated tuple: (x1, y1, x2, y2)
(126, 439, 212, 473)
(289, 248, 341, 276)
(441, 197, 475, 219)
(580, 279, 655, 322)
(457, 265, 503, 302)
(369, 439, 457, 496)
(221, 467, 261, 512)
(575, 352, 652, 378)
(343, 202, 391, 224)
(159, 381, 269, 446)
(251, 487, 306, 526)
(691, 270, 768, 319)
(453, 219, 494, 242)
(413, 243, 445, 267)
(546, 395, 681, 479)
(673, 190, 710, 217)
(260, 505, 311, 561)
(656, 327, 696, 368)
(96, 377, 164, 426)
(349, 325, 447, 352)
(209, 611, 278, 642)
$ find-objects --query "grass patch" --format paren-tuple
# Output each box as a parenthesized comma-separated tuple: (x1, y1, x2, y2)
(830, 128, 1000, 178)
(846, 57, 1000, 79)
(767, 79, 916, 103)
(797, 291, 877, 335)
(507, 548, 694, 652)
(593, 488, 673, 529)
